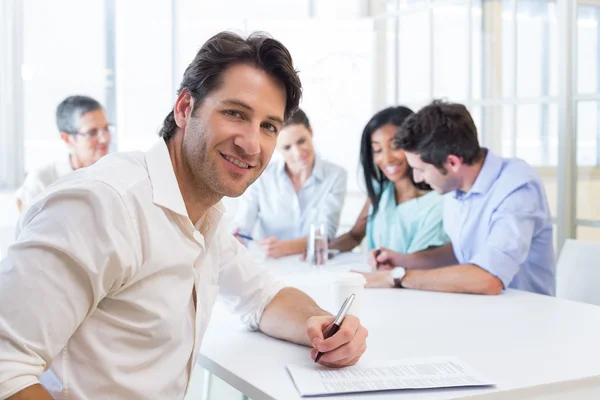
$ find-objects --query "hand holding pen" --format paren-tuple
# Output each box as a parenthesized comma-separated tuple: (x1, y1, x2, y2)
(306, 294, 368, 367)
(368, 247, 396, 271)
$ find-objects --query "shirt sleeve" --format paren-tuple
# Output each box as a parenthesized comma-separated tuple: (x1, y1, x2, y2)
(216, 228, 285, 331)
(468, 184, 542, 289)
(232, 181, 260, 237)
(407, 196, 449, 254)
(0, 181, 138, 399)
(316, 168, 347, 240)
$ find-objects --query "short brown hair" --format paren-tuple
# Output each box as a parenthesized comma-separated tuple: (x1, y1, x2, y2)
(160, 31, 302, 140)
(394, 100, 482, 168)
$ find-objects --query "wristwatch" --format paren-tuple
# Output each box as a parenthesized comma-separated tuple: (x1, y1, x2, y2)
(391, 267, 406, 288)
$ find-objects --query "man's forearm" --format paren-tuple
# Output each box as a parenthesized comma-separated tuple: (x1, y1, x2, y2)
(259, 287, 329, 346)
(401, 243, 459, 270)
(401, 264, 503, 295)
(7, 384, 53, 400)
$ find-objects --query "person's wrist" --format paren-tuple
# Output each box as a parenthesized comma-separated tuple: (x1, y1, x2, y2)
(390, 267, 407, 288)
(385, 271, 395, 288)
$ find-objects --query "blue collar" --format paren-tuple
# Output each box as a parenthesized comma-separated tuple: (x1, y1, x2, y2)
(452, 149, 503, 199)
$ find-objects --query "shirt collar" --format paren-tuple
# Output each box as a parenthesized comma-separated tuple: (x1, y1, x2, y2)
(453, 148, 502, 199)
(146, 139, 188, 217)
(145, 139, 226, 222)
(311, 155, 324, 182)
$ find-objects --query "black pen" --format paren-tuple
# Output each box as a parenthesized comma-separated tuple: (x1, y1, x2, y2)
(374, 248, 382, 269)
(314, 293, 355, 363)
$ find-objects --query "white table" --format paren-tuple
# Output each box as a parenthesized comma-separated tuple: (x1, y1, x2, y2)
(197, 253, 600, 399)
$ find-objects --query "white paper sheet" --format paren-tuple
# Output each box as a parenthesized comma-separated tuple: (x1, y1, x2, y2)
(287, 357, 495, 396)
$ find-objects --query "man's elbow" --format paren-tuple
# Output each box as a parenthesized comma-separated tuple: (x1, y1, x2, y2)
(480, 275, 504, 295)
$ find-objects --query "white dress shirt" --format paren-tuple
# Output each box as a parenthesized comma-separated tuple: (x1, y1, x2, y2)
(233, 156, 347, 240)
(15, 156, 73, 212)
(0, 139, 284, 400)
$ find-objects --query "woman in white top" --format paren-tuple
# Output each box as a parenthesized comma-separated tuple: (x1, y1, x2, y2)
(233, 109, 347, 258)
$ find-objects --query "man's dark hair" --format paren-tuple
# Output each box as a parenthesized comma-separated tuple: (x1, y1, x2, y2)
(394, 100, 482, 169)
(56, 95, 103, 134)
(283, 108, 310, 129)
(159, 31, 302, 140)
(360, 106, 431, 217)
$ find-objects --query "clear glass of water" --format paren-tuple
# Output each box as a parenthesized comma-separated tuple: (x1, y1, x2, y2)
(307, 222, 328, 268)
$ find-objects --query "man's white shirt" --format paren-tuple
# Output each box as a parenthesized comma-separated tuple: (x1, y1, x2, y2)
(0, 139, 284, 399)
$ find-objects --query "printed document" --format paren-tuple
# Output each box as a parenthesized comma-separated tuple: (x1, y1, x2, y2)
(287, 357, 494, 396)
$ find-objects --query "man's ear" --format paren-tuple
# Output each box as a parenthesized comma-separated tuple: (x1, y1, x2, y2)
(59, 132, 74, 147)
(174, 89, 194, 130)
(445, 154, 463, 173)
(308, 126, 313, 137)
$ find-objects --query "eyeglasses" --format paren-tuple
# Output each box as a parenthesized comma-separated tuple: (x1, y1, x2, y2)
(74, 124, 116, 140)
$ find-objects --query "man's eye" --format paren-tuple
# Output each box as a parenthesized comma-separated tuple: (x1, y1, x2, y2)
(262, 123, 277, 133)
(224, 110, 242, 118)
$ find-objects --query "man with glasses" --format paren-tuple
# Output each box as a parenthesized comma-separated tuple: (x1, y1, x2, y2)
(15, 95, 113, 213)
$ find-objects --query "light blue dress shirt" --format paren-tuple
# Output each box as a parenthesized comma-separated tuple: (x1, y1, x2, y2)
(366, 181, 449, 253)
(234, 156, 347, 241)
(443, 149, 555, 296)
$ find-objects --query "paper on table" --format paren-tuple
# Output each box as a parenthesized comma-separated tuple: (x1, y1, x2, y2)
(287, 357, 495, 397)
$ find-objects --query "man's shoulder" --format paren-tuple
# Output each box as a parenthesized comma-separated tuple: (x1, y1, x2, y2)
(490, 157, 547, 205)
(492, 156, 542, 190)
(50, 150, 151, 200)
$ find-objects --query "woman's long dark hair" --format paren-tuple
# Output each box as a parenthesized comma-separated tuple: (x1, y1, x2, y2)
(359, 106, 432, 217)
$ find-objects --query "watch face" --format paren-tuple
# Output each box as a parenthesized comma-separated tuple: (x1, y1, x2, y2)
(392, 267, 406, 280)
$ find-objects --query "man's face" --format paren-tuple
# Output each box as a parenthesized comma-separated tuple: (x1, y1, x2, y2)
(182, 64, 286, 198)
(405, 151, 460, 194)
(64, 109, 111, 168)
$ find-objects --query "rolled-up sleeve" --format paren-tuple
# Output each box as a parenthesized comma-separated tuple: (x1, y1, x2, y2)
(216, 229, 285, 330)
(232, 182, 260, 237)
(0, 182, 137, 398)
(317, 169, 347, 240)
(469, 184, 541, 288)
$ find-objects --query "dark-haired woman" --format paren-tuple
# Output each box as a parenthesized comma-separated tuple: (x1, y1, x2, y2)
(329, 106, 448, 254)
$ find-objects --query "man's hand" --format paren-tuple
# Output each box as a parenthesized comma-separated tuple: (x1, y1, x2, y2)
(352, 270, 395, 288)
(306, 315, 368, 368)
(368, 247, 404, 271)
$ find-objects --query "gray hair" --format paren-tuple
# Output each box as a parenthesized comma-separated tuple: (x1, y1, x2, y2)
(56, 95, 103, 134)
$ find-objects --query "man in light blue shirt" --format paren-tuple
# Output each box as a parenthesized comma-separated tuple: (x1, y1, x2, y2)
(233, 109, 347, 258)
(365, 100, 555, 296)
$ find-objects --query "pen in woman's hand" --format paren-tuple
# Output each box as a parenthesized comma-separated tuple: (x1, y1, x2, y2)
(374, 249, 382, 270)
(234, 232, 254, 241)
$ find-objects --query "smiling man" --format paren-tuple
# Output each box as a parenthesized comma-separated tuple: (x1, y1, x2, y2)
(0, 32, 368, 400)
(15, 95, 112, 213)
